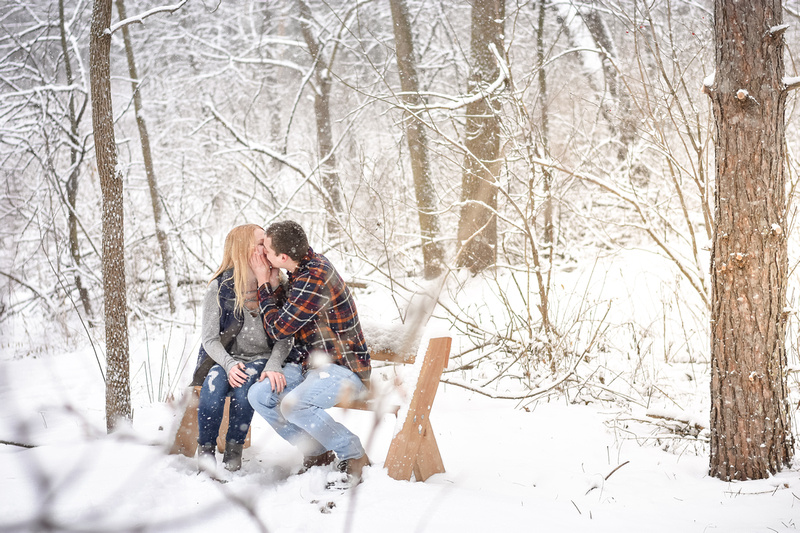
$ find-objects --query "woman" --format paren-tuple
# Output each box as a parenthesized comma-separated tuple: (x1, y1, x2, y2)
(193, 224, 291, 472)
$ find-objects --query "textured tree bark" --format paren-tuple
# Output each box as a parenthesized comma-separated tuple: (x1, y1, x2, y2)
(456, 0, 505, 273)
(708, 0, 793, 480)
(116, 0, 178, 315)
(297, 0, 344, 238)
(389, 0, 444, 279)
(90, 0, 132, 432)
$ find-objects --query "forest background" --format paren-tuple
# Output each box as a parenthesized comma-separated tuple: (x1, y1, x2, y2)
(2, 0, 800, 530)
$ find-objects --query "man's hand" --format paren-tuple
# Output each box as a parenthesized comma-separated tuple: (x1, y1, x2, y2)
(258, 370, 286, 393)
(228, 362, 248, 388)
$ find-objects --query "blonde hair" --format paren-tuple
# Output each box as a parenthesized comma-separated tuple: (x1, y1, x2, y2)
(210, 224, 263, 315)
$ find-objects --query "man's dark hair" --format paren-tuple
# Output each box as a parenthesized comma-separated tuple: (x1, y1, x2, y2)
(266, 220, 309, 262)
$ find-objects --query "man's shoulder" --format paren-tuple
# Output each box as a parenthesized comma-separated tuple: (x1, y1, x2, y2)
(299, 249, 336, 279)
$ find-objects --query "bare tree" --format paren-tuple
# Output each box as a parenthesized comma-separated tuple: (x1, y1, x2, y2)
(535, 0, 554, 245)
(115, 0, 178, 315)
(59, 0, 94, 321)
(90, 0, 131, 431)
(456, 0, 505, 273)
(389, 0, 444, 279)
(706, 0, 793, 480)
(297, 0, 346, 238)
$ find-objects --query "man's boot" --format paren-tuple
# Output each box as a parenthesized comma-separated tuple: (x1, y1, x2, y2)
(299, 450, 336, 474)
(222, 441, 243, 472)
(335, 453, 371, 487)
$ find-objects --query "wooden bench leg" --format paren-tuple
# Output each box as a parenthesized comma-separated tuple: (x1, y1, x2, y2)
(385, 337, 451, 481)
(216, 396, 251, 452)
(169, 386, 250, 456)
(413, 417, 445, 481)
(169, 386, 200, 457)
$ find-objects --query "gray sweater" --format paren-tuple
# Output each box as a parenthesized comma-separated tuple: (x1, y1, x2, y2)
(201, 278, 292, 375)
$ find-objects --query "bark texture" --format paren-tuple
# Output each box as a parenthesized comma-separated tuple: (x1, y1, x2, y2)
(456, 0, 505, 273)
(709, 0, 793, 480)
(389, 0, 444, 279)
(298, 0, 344, 237)
(90, 0, 132, 431)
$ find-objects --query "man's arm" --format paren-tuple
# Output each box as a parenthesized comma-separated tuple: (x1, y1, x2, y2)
(257, 267, 330, 341)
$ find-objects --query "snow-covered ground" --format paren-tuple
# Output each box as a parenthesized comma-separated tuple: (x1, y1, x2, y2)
(1, 248, 798, 533)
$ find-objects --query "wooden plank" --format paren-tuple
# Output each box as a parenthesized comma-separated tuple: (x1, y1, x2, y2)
(369, 347, 416, 364)
(169, 386, 200, 457)
(384, 337, 451, 481)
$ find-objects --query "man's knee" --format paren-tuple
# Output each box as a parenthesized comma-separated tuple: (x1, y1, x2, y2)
(248, 380, 278, 409)
(279, 393, 304, 421)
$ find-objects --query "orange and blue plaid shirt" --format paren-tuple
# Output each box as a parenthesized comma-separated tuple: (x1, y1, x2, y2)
(257, 247, 371, 383)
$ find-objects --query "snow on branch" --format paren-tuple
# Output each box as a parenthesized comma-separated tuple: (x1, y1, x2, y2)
(206, 102, 306, 177)
(701, 72, 715, 95)
(767, 23, 789, 39)
(405, 43, 509, 112)
(784, 76, 800, 92)
(106, 0, 189, 35)
(0, 84, 82, 100)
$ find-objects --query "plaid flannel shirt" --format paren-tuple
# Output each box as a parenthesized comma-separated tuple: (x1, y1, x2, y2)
(257, 247, 371, 383)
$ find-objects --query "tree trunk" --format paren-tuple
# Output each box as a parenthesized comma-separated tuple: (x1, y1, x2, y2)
(456, 0, 505, 273)
(90, 0, 132, 432)
(298, 0, 344, 238)
(536, 0, 553, 245)
(582, 8, 634, 162)
(116, 0, 178, 315)
(59, 0, 93, 321)
(708, 0, 793, 480)
(389, 0, 444, 279)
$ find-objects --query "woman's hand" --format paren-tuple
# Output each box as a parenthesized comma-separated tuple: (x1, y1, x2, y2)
(248, 248, 271, 287)
(258, 370, 286, 393)
(228, 362, 248, 388)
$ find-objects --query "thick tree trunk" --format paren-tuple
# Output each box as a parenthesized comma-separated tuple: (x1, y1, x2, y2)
(90, 0, 132, 432)
(389, 0, 444, 279)
(456, 0, 505, 273)
(708, 0, 793, 480)
(298, 0, 344, 238)
(59, 0, 93, 321)
(116, 0, 178, 315)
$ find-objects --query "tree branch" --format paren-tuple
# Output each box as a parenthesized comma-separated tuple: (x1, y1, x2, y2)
(106, 0, 189, 35)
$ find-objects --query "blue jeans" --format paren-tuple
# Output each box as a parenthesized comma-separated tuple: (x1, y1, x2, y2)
(247, 362, 367, 461)
(198, 359, 266, 446)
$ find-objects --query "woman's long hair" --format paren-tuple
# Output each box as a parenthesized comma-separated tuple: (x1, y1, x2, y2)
(210, 224, 263, 315)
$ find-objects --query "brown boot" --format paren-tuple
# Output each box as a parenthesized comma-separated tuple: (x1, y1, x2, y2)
(299, 450, 336, 474)
(336, 453, 371, 486)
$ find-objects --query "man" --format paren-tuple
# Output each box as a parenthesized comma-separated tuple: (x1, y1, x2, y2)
(247, 220, 371, 485)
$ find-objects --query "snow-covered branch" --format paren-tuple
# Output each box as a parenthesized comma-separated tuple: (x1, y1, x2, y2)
(0, 84, 82, 100)
(784, 76, 800, 92)
(406, 43, 508, 111)
(106, 0, 189, 35)
(206, 103, 307, 177)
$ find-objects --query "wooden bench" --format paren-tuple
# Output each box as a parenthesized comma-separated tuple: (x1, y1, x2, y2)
(170, 335, 452, 482)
